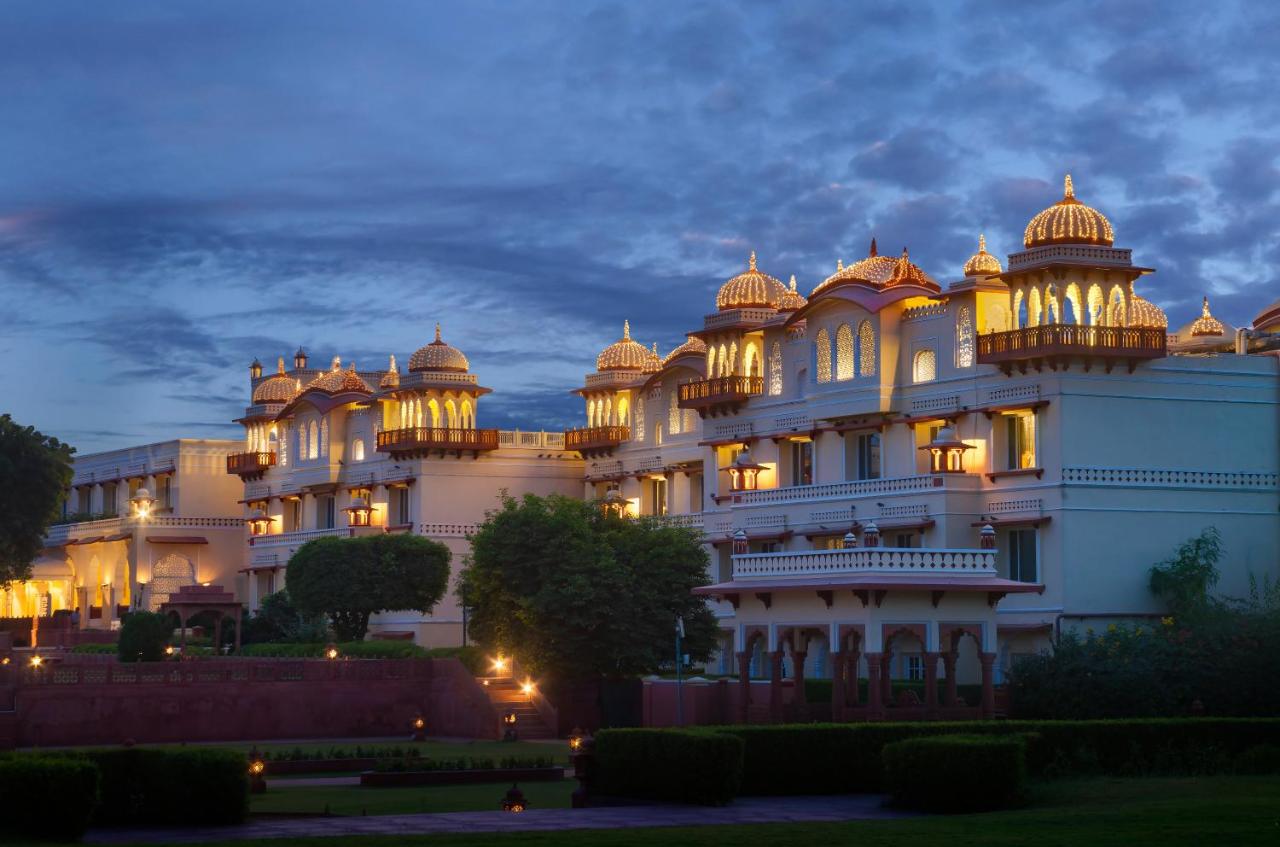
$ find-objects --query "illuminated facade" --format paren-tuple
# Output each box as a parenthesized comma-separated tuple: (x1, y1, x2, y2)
(229, 326, 583, 646)
(571, 175, 1280, 716)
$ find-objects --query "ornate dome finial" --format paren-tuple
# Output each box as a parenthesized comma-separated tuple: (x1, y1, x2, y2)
(1189, 295, 1226, 337)
(409, 324, 469, 372)
(434, 323, 442, 343)
(789, 275, 797, 292)
(1202, 296, 1211, 317)
(979, 233, 987, 252)
(330, 355, 341, 372)
(964, 233, 1003, 277)
(388, 353, 398, 373)
(623, 319, 631, 340)
(778, 274, 808, 311)
(651, 342, 658, 355)
(748, 251, 757, 271)
(837, 258, 843, 271)
(1064, 173, 1075, 200)
(715, 253, 788, 310)
(1023, 173, 1113, 248)
(276, 357, 286, 375)
(869, 237, 878, 257)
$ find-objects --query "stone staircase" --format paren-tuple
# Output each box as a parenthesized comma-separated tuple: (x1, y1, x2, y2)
(479, 675, 556, 740)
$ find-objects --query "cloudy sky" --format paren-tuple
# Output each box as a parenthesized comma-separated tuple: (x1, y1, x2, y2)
(3, 1, 1278, 454)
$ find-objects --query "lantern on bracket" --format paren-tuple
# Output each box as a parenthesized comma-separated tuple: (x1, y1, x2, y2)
(919, 426, 974, 474)
(724, 448, 766, 492)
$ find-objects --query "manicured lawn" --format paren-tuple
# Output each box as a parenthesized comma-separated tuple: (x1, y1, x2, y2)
(69, 775, 1280, 847)
(252, 779, 576, 816)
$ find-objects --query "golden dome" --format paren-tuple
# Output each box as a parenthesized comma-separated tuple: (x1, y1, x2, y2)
(596, 320, 654, 371)
(379, 354, 400, 389)
(963, 234, 1002, 277)
(887, 246, 930, 286)
(1023, 174, 1114, 248)
(1189, 297, 1225, 336)
(307, 361, 373, 394)
(252, 357, 297, 403)
(663, 334, 707, 366)
(812, 239, 898, 296)
(1128, 295, 1168, 329)
(778, 275, 808, 311)
(409, 324, 469, 372)
(716, 252, 789, 310)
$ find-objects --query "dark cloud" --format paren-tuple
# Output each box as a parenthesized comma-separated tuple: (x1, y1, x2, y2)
(0, 1, 1275, 452)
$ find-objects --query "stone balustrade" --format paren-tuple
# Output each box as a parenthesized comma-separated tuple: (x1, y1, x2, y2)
(732, 547, 997, 579)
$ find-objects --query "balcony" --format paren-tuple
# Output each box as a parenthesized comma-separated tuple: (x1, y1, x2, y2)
(376, 427, 499, 457)
(678, 375, 763, 417)
(732, 547, 996, 580)
(564, 425, 630, 457)
(977, 325, 1166, 374)
(227, 451, 277, 479)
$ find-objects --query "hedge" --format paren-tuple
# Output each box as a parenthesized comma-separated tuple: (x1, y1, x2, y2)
(82, 748, 248, 826)
(238, 640, 426, 659)
(716, 718, 1280, 793)
(425, 645, 486, 675)
(883, 734, 1027, 812)
(0, 756, 100, 840)
(592, 729, 743, 805)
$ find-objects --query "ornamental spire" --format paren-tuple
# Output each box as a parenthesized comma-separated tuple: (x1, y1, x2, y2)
(623, 319, 631, 340)
(748, 251, 757, 271)
(837, 258, 844, 271)
(388, 354, 398, 373)
(978, 233, 987, 253)
(789, 274, 798, 292)
(330, 355, 341, 371)
(869, 237, 878, 257)
(276, 356, 286, 374)
(1202, 296, 1211, 317)
(434, 322, 442, 343)
(1064, 173, 1075, 200)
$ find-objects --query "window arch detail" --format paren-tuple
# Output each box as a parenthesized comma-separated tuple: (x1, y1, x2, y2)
(956, 307, 974, 368)
(913, 348, 937, 383)
(815, 328, 832, 383)
(768, 341, 783, 395)
(858, 321, 876, 376)
(835, 324, 854, 381)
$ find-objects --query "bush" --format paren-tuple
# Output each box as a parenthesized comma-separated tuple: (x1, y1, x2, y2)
(71, 643, 118, 654)
(84, 748, 247, 826)
(1235, 745, 1280, 775)
(425, 645, 486, 675)
(0, 756, 100, 840)
(592, 729, 742, 805)
(117, 611, 174, 662)
(238, 640, 427, 659)
(373, 755, 553, 772)
(883, 734, 1027, 812)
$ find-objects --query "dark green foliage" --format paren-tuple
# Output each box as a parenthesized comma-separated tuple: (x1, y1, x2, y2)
(883, 735, 1027, 812)
(242, 589, 328, 644)
(239, 640, 427, 658)
(804, 678, 984, 708)
(287, 534, 450, 641)
(593, 728, 743, 805)
(1149, 527, 1222, 619)
(1234, 745, 1280, 775)
(84, 748, 248, 826)
(70, 643, 119, 654)
(461, 494, 718, 681)
(0, 756, 99, 840)
(0, 414, 75, 583)
(372, 756, 554, 772)
(117, 611, 174, 662)
(424, 645, 486, 675)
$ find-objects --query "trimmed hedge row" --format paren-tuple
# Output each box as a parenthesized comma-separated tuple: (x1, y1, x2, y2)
(592, 729, 743, 806)
(0, 757, 100, 840)
(86, 748, 248, 826)
(238, 640, 426, 659)
(716, 718, 1280, 794)
(883, 735, 1027, 812)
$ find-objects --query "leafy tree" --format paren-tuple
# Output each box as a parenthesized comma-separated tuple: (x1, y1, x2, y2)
(117, 611, 174, 662)
(1149, 527, 1222, 620)
(0, 414, 75, 583)
(242, 589, 329, 644)
(286, 534, 450, 641)
(460, 494, 718, 681)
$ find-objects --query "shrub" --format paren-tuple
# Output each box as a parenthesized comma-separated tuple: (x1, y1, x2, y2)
(239, 640, 426, 659)
(71, 643, 118, 654)
(883, 735, 1027, 812)
(117, 611, 174, 662)
(0, 756, 100, 840)
(85, 748, 248, 826)
(1235, 745, 1280, 775)
(592, 729, 742, 805)
(425, 645, 486, 675)
(373, 755, 553, 772)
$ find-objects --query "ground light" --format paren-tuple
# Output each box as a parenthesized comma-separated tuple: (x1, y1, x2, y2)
(502, 711, 518, 742)
(411, 715, 426, 741)
(501, 783, 527, 812)
(29, 655, 43, 668)
(248, 748, 266, 794)
(490, 655, 508, 674)
(325, 644, 340, 660)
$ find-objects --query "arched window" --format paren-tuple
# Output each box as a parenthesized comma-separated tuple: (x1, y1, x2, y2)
(1087, 284, 1104, 325)
(148, 553, 195, 611)
(744, 344, 760, 378)
(1064, 283, 1083, 325)
(1027, 288, 1042, 328)
(1108, 286, 1126, 326)
(654, 424, 663, 445)
(319, 419, 329, 457)
(684, 407, 697, 433)
(279, 423, 289, 466)
(986, 303, 1009, 334)
(668, 391, 681, 435)
(835, 324, 854, 380)
(858, 321, 876, 376)
(428, 398, 441, 428)
(445, 399, 458, 428)
(728, 341, 738, 376)
(768, 341, 783, 396)
(706, 347, 716, 379)
(604, 397, 612, 427)
(616, 395, 629, 427)
(307, 421, 319, 459)
(1013, 290, 1026, 329)
(718, 344, 729, 377)
(913, 349, 937, 383)
(461, 400, 474, 429)
(587, 399, 596, 428)
(815, 328, 832, 383)
(956, 307, 974, 368)
(352, 439, 365, 461)
(635, 397, 645, 442)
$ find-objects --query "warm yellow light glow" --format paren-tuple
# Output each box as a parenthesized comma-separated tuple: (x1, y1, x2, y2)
(249, 760, 266, 776)
(165, 645, 175, 656)
(413, 717, 425, 730)
(326, 647, 339, 660)
(491, 655, 508, 674)
(521, 679, 535, 696)
(29, 655, 43, 668)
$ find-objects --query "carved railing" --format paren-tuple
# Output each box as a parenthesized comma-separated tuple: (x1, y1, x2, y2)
(733, 547, 996, 579)
(977, 325, 1166, 365)
(678, 375, 764, 409)
(226, 452, 277, 477)
(376, 427, 499, 454)
(564, 426, 630, 453)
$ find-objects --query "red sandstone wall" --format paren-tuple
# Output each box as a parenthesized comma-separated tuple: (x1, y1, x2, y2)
(0, 657, 499, 748)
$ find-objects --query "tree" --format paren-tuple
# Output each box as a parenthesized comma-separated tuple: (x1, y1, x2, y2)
(0, 414, 75, 583)
(286, 534, 450, 641)
(460, 494, 718, 681)
(117, 611, 174, 662)
(242, 589, 328, 644)
(1149, 527, 1222, 620)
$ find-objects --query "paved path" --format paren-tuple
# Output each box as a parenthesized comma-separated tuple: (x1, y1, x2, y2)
(85, 795, 905, 844)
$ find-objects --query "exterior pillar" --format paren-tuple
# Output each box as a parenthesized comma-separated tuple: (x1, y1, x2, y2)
(768, 651, 784, 723)
(924, 651, 940, 719)
(735, 651, 751, 724)
(848, 651, 861, 706)
(943, 652, 958, 707)
(830, 651, 846, 721)
(880, 652, 893, 706)
(792, 651, 808, 704)
(864, 651, 884, 718)
(213, 614, 223, 654)
(247, 570, 260, 614)
(979, 652, 996, 719)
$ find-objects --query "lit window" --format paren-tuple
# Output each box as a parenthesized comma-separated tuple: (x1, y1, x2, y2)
(912, 349, 936, 383)
(768, 341, 783, 396)
(835, 324, 854, 381)
(635, 398, 645, 442)
(956, 307, 974, 368)
(815, 329, 832, 383)
(1004, 412, 1037, 469)
(668, 391, 680, 435)
(1007, 529, 1038, 583)
(352, 439, 365, 462)
(858, 321, 875, 376)
(790, 440, 813, 486)
(307, 421, 318, 459)
(650, 477, 667, 516)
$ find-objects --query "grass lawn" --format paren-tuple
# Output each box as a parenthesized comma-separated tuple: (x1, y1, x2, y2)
(252, 780, 575, 816)
(66, 774, 1280, 847)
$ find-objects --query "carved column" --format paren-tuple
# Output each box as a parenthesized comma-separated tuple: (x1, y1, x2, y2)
(924, 651, 940, 719)
(943, 652, 958, 707)
(864, 651, 884, 718)
(768, 650, 785, 723)
(848, 651, 861, 706)
(830, 651, 846, 721)
(736, 651, 751, 724)
(979, 652, 997, 719)
(880, 652, 893, 706)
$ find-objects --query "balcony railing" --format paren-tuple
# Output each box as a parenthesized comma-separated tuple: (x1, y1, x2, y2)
(564, 425, 630, 454)
(732, 547, 997, 579)
(226, 452, 277, 477)
(733, 475, 938, 506)
(678, 375, 763, 413)
(249, 527, 347, 549)
(376, 427, 499, 455)
(977, 325, 1166, 372)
